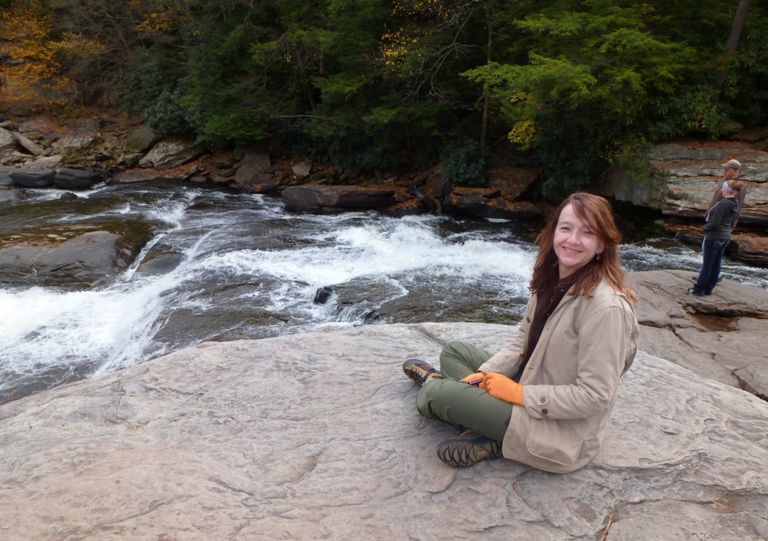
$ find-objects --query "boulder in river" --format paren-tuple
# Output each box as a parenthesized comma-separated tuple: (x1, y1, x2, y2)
(8, 168, 55, 188)
(53, 168, 102, 190)
(283, 184, 398, 212)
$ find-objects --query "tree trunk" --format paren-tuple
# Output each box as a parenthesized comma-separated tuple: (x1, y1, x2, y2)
(717, 0, 750, 89)
(726, 0, 750, 56)
(480, 13, 493, 148)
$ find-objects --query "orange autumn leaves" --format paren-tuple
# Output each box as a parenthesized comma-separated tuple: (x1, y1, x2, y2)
(0, 1, 74, 113)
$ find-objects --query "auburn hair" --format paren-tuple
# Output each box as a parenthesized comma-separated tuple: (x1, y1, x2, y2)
(530, 193, 637, 301)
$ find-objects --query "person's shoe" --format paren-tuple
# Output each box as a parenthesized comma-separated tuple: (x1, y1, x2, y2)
(436, 430, 502, 468)
(687, 287, 705, 297)
(402, 359, 442, 388)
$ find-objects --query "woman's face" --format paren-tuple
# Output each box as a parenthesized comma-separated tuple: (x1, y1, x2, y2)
(553, 203, 605, 278)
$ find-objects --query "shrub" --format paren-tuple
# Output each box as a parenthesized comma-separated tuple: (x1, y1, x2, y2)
(439, 140, 492, 186)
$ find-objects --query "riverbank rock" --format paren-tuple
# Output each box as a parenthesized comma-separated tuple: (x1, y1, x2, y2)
(627, 269, 768, 398)
(139, 136, 208, 170)
(282, 184, 398, 212)
(1, 322, 767, 540)
(600, 140, 768, 225)
(658, 221, 768, 267)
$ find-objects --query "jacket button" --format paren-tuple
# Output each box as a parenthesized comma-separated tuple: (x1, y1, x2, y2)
(541, 409, 549, 415)
(539, 397, 547, 404)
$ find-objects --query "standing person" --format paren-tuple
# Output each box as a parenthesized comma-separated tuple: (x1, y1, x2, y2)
(402, 193, 639, 474)
(709, 159, 747, 229)
(690, 180, 744, 296)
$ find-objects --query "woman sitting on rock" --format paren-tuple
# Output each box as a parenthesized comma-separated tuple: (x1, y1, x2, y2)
(690, 179, 744, 296)
(403, 192, 640, 473)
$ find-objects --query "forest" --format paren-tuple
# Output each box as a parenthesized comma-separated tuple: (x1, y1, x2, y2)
(0, 0, 765, 195)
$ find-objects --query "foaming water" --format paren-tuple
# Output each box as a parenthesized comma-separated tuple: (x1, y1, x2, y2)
(0, 193, 536, 403)
(2, 183, 766, 404)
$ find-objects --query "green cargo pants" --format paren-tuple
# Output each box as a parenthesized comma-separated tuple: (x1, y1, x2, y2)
(416, 340, 513, 443)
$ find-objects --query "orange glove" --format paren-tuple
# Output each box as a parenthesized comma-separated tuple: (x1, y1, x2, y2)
(461, 371, 487, 390)
(484, 373, 525, 405)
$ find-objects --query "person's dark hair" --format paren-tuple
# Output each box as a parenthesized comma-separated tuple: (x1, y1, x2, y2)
(531, 192, 637, 301)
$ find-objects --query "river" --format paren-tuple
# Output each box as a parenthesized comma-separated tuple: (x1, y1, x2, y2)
(2, 181, 767, 405)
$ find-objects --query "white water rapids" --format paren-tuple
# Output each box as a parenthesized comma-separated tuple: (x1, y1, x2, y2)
(1, 183, 767, 404)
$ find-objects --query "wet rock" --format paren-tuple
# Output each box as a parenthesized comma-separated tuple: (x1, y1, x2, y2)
(53, 168, 102, 190)
(135, 244, 185, 275)
(282, 184, 397, 212)
(113, 170, 179, 184)
(8, 168, 55, 188)
(313, 286, 334, 304)
(443, 189, 544, 221)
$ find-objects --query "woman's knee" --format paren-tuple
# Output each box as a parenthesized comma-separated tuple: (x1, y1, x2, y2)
(440, 341, 490, 376)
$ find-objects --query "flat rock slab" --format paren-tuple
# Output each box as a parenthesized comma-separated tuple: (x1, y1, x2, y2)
(627, 270, 768, 396)
(1, 323, 767, 540)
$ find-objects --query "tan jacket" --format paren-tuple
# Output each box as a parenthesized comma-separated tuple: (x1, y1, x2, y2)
(478, 279, 639, 473)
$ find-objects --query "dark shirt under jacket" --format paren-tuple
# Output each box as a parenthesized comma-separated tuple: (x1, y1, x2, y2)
(513, 267, 584, 382)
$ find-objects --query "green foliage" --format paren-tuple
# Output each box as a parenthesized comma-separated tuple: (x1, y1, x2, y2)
(17, 0, 767, 191)
(326, 131, 393, 175)
(440, 140, 492, 187)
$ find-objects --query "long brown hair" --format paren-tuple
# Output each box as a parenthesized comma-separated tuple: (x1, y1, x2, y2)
(530, 193, 637, 301)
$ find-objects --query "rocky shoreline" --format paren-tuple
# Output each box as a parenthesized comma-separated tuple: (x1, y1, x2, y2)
(1, 270, 767, 540)
(2, 112, 768, 265)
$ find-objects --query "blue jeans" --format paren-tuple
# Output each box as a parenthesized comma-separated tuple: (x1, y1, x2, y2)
(694, 238, 728, 295)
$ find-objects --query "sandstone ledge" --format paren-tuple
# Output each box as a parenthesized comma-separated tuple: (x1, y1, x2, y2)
(1, 321, 768, 541)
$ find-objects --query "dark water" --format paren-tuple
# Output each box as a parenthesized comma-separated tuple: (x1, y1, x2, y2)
(1, 182, 766, 405)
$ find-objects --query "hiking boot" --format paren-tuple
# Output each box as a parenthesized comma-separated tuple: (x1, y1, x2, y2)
(436, 430, 502, 468)
(402, 359, 442, 388)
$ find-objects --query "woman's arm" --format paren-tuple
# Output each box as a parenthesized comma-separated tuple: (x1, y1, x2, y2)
(522, 304, 632, 420)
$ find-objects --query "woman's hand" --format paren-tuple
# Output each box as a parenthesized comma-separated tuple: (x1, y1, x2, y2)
(484, 373, 525, 406)
(461, 371, 487, 390)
